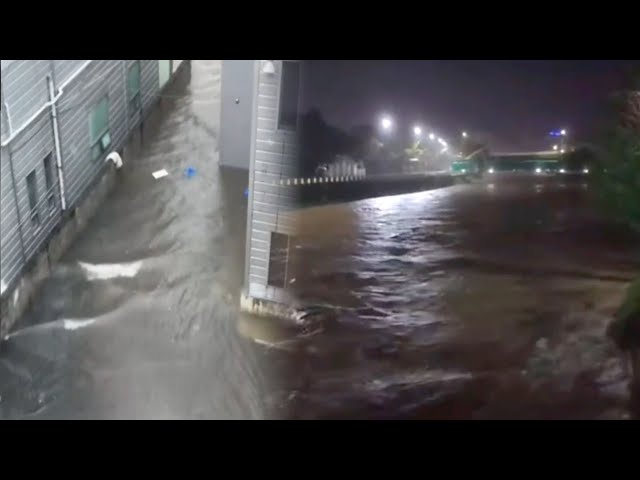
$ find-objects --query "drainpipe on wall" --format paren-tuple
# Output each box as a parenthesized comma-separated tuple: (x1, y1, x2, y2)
(46, 75, 67, 211)
(1, 89, 13, 137)
(1, 60, 92, 149)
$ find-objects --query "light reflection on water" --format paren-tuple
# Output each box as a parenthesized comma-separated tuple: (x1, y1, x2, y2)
(258, 176, 640, 419)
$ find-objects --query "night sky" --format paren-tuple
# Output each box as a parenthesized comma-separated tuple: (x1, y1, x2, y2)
(300, 60, 639, 151)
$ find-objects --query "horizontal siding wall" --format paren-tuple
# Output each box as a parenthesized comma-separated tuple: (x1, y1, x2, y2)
(1, 111, 6, 140)
(247, 60, 299, 302)
(57, 60, 128, 209)
(9, 112, 59, 263)
(2, 61, 52, 134)
(141, 60, 160, 114)
(53, 60, 88, 86)
(0, 146, 23, 292)
(0, 59, 185, 298)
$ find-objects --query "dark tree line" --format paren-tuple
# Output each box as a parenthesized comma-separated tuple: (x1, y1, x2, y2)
(298, 109, 407, 177)
(597, 68, 640, 416)
(299, 109, 367, 176)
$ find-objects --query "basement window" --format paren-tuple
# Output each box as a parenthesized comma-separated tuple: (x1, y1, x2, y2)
(26, 170, 40, 227)
(43, 152, 55, 211)
(267, 232, 291, 288)
(128, 61, 141, 114)
(89, 96, 111, 160)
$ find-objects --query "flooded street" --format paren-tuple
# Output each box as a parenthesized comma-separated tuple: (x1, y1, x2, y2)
(0, 61, 272, 419)
(265, 176, 640, 419)
(1, 60, 638, 420)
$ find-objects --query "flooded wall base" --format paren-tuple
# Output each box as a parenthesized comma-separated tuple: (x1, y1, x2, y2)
(0, 59, 191, 340)
(0, 113, 159, 340)
(0, 165, 119, 340)
(240, 292, 298, 322)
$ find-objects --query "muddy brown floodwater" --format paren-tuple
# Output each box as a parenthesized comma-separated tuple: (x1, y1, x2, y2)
(251, 175, 640, 419)
(0, 61, 274, 420)
(1, 60, 638, 420)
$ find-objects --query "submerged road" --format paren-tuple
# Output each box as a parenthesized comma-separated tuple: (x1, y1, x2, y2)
(0, 61, 272, 419)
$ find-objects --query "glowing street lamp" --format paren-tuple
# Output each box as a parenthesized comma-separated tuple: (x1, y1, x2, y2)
(429, 133, 435, 141)
(462, 131, 468, 138)
(380, 115, 393, 132)
(560, 129, 567, 136)
(553, 145, 558, 151)
(413, 126, 422, 137)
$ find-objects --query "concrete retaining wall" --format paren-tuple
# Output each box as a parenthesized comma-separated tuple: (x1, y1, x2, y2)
(298, 173, 467, 207)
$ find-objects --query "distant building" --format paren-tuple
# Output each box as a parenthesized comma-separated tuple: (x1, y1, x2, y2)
(1, 60, 186, 301)
(316, 156, 366, 179)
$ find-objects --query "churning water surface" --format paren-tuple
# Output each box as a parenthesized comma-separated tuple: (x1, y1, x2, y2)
(0, 61, 274, 420)
(260, 176, 640, 419)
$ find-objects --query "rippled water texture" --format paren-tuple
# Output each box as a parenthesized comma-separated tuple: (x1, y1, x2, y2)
(265, 176, 640, 419)
(2, 61, 639, 420)
(0, 61, 272, 419)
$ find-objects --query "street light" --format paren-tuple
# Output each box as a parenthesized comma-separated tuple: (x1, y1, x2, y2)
(553, 145, 558, 151)
(429, 133, 435, 141)
(380, 115, 393, 132)
(462, 131, 468, 138)
(560, 129, 568, 152)
(413, 126, 422, 137)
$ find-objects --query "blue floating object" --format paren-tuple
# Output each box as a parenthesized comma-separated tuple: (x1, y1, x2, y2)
(184, 167, 197, 178)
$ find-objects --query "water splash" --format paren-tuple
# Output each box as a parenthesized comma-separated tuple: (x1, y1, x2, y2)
(5, 317, 98, 339)
(78, 261, 142, 280)
(63, 319, 96, 331)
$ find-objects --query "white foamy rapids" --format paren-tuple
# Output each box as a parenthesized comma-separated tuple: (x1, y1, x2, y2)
(79, 261, 142, 280)
(4, 317, 97, 340)
(63, 319, 96, 331)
